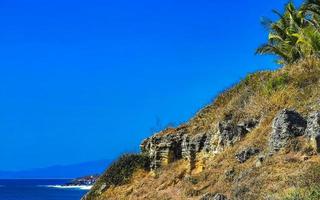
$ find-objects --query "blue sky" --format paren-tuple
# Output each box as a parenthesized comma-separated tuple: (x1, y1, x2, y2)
(0, 0, 301, 171)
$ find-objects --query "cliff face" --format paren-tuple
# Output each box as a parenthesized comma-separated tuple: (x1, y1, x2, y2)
(140, 118, 259, 173)
(83, 58, 320, 200)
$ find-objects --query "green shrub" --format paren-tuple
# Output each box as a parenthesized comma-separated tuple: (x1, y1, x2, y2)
(100, 153, 150, 188)
(83, 153, 150, 200)
(283, 186, 320, 200)
(283, 190, 303, 200)
(265, 73, 290, 94)
(283, 165, 320, 200)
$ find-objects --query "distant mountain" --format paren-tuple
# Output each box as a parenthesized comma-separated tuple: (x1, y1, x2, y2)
(0, 159, 112, 179)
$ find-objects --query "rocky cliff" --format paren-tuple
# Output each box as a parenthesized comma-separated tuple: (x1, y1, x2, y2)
(83, 58, 320, 200)
(140, 118, 259, 173)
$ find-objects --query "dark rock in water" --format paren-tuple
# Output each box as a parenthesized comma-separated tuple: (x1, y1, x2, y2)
(306, 111, 320, 152)
(269, 109, 307, 152)
(64, 175, 99, 186)
(200, 193, 228, 200)
(235, 147, 260, 163)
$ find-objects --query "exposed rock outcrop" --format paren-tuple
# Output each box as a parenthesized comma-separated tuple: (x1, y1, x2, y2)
(200, 193, 228, 200)
(269, 109, 307, 152)
(141, 117, 259, 172)
(140, 127, 187, 170)
(306, 111, 320, 152)
(235, 147, 260, 163)
(141, 108, 320, 174)
(141, 126, 213, 171)
(217, 119, 258, 150)
(181, 132, 212, 171)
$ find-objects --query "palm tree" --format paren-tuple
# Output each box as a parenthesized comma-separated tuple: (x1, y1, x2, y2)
(301, 0, 320, 29)
(303, 0, 320, 16)
(256, 1, 320, 64)
(256, 2, 306, 64)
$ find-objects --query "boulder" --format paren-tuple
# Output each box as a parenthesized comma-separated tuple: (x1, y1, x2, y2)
(235, 147, 260, 163)
(269, 109, 307, 152)
(200, 193, 228, 200)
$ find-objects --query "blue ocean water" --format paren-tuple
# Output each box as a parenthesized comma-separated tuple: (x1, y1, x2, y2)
(0, 179, 88, 200)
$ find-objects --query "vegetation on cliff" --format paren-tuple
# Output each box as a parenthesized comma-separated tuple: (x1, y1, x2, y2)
(82, 154, 149, 200)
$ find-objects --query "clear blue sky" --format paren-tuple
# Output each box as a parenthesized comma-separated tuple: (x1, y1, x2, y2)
(0, 0, 300, 171)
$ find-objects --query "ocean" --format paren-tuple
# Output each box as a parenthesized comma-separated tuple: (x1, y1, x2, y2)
(0, 179, 88, 200)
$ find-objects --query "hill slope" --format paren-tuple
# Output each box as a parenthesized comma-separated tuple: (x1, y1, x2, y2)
(83, 58, 320, 200)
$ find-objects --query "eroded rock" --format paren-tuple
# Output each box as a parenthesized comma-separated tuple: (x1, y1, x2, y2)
(217, 119, 258, 149)
(306, 111, 320, 152)
(140, 127, 186, 170)
(141, 126, 213, 171)
(269, 109, 307, 152)
(235, 147, 260, 163)
(141, 117, 259, 171)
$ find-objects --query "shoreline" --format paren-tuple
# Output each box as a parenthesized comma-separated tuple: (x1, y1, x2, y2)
(44, 185, 92, 190)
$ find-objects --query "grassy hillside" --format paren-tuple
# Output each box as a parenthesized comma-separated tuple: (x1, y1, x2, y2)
(82, 1, 320, 198)
(82, 57, 320, 200)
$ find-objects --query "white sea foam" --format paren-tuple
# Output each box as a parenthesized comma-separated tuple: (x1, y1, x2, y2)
(45, 185, 92, 190)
